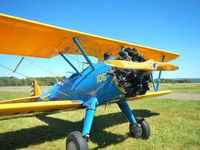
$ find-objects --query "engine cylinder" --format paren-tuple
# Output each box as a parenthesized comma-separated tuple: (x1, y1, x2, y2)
(107, 48, 151, 98)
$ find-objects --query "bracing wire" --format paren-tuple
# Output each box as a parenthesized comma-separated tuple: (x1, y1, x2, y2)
(0, 64, 27, 78)
(66, 55, 83, 64)
(75, 51, 82, 72)
(72, 39, 82, 72)
(0, 69, 12, 76)
(23, 58, 59, 83)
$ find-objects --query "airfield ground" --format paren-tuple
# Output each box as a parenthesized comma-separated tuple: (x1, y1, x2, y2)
(157, 92, 200, 100)
(0, 83, 199, 150)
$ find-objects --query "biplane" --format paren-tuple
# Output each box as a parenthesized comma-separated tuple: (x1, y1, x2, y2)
(0, 13, 179, 150)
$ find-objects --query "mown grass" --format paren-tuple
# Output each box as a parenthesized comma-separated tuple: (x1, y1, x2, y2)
(0, 84, 200, 150)
(150, 83, 200, 93)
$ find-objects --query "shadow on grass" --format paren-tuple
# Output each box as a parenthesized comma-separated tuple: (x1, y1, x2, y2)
(0, 109, 159, 150)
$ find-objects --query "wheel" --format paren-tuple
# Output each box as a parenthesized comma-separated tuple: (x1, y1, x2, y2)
(66, 131, 88, 150)
(129, 117, 150, 139)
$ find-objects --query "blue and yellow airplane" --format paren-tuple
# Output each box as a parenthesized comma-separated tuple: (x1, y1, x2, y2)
(0, 14, 179, 150)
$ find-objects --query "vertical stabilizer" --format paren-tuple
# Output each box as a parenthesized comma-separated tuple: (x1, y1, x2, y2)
(31, 80, 41, 96)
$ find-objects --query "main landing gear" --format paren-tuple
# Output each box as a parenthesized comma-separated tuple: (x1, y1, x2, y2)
(118, 98, 151, 140)
(66, 131, 88, 150)
(129, 117, 150, 139)
(66, 97, 150, 150)
(66, 97, 98, 150)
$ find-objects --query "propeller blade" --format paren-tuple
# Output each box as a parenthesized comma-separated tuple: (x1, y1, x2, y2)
(105, 60, 156, 71)
(104, 60, 178, 71)
(156, 61, 179, 71)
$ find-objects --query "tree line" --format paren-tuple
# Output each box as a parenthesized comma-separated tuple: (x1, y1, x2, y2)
(0, 77, 191, 86)
(154, 79, 191, 83)
(0, 77, 65, 86)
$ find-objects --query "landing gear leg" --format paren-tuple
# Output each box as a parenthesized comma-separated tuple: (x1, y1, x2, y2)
(117, 98, 150, 139)
(66, 97, 98, 150)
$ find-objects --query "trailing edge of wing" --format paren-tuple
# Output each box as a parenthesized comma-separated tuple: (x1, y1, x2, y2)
(0, 13, 179, 62)
(127, 90, 172, 101)
(0, 100, 82, 116)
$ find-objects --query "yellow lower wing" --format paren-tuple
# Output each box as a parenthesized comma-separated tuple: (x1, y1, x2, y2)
(0, 100, 82, 116)
(127, 90, 172, 100)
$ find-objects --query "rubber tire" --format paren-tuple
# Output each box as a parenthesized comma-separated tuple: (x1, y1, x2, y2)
(129, 117, 150, 139)
(66, 131, 88, 150)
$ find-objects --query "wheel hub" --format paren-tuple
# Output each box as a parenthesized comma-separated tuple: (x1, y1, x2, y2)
(131, 123, 143, 138)
(83, 134, 90, 142)
(67, 140, 77, 150)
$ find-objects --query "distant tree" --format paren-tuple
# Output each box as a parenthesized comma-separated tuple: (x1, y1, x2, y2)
(0, 76, 65, 86)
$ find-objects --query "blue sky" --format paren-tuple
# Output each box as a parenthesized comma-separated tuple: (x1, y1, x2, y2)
(0, 0, 199, 79)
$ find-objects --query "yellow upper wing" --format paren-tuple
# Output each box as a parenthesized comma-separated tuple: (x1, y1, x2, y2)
(0, 13, 179, 62)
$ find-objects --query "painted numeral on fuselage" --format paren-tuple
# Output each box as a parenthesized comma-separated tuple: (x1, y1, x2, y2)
(97, 73, 106, 83)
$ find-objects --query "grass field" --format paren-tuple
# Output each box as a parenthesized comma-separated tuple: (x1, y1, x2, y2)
(0, 83, 200, 150)
(149, 83, 200, 93)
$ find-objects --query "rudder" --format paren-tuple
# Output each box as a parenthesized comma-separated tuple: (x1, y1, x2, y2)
(31, 80, 41, 96)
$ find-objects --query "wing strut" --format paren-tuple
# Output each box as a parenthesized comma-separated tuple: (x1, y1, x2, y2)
(59, 52, 80, 74)
(151, 55, 165, 91)
(73, 37, 95, 70)
(13, 57, 24, 73)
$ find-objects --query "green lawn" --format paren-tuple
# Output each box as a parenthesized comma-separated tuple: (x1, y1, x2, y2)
(0, 84, 200, 150)
(150, 83, 200, 93)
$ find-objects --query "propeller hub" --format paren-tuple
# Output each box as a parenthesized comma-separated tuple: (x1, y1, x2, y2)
(150, 60, 157, 71)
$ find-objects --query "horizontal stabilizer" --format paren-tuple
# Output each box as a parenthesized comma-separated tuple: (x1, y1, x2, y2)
(0, 100, 82, 116)
(127, 90, 172, 101)
(105, 60, 178, 71)
(0, 96, 39, 104)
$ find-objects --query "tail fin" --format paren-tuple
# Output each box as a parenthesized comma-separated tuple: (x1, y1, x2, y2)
(31, 80, 41, 96)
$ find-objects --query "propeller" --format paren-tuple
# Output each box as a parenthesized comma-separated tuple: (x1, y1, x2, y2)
(104, 59, 178, 72)
(104, 47, 179, 98)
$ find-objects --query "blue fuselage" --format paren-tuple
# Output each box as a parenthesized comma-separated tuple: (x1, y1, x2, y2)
(38, 60, 123, 105)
